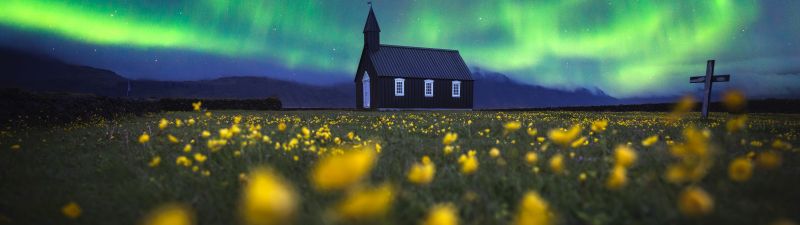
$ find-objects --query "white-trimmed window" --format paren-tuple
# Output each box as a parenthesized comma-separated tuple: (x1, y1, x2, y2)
(424, 79, 434, 97)
(452, 80, 461, 97)
(394, 78, 405, 96)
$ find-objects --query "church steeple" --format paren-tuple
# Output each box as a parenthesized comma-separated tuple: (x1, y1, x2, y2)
(363, 6, 380, 52)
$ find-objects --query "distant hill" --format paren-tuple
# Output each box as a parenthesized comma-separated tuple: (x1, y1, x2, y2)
(6, 47, 762, 109)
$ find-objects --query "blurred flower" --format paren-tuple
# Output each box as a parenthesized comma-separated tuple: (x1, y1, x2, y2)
(62, 202, 81, 219)
(489, 147, 501, 158)
(755, 151, 782, 169)
(175, 119, 183, 128)
(10, 144, 20, 151)
(525, 152, 538, 164)
(277, 123, 287, 132)
(665, 127, 713, 183)
(408, 156, 436, 185)
(721, 90, 746, 112)
(614, 145, 637, 168)
(678, 186, 713, 217)
(148, 156, 161, 168)
(549, 154, 564, 174)
(726, 115, 747, 133)
(443, 145, 455, 155)
(311, 149, 376, 192)
(548, 125, 582, 147)
(167, 134, 180, 144)
(141, 203, 194, 225)
(194, 153, 207, 163)
(605, 165, 627, 190)
(207, 139, 227, 152)
(771, 139, 792, 151)
(201, 130, 211, 138)
(335, 183, 395, 221)
(527, 127, 538, 136)
(670, 95, 696, 120)
(641, 135, 659, 147)
(422, 203, 458, 225)
(458, 153, 479, 175)
(192, 101, 202, 111)
(240, 168, 297, 225)
(219, 128, 233, 139)
(590, 120, 608, 132)
(176, 156, 192, 167)
(139, 133, 150, 144)
(183, 144, 192, 153)
(569, 136, 587, 148)
(578, 172, 587, 182)
(443, 132, 458, 145)
(234, 115, 243, 124)
(728, 157, 753, 182)
(159, 118, 169, 130)
(187, 118, 196, 126)
(504, 121, 522, 134)
(513, 191, 554, 225)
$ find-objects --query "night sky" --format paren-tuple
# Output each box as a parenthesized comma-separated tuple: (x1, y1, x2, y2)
(1, 0, 799, 98)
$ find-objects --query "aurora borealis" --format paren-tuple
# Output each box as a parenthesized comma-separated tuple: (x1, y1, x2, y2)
(1, 0, 799, 98)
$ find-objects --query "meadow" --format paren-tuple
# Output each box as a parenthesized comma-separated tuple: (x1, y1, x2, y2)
(1, 108, 799, 225)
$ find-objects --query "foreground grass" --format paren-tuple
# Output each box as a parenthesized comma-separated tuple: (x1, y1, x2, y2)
(1, 110, 799, 225)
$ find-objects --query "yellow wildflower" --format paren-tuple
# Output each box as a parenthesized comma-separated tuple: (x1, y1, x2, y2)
(201, 130, 211, 138)
(277, 122, 287, 132)
(61, 202, 81, 219)
(525, 151, 538, 164)
(549, 154, 564, 174)
(139, 132, 150, 144)
(771, 139, 792, 150)
(407, 156, 436, 185)
(756, 151, 782, 169)
(578, 172, 587, 182)
(422, 203, 459, 225)
(678, 186, 714, 217)
(728, 157, 753, 182)
(194, 153, 207, 163)
(489, 147, 501, 158)
(641, 135, 659, 147)
(527, 127, 538, 136)
(175, 119, 183, 127)
(443, 145, 455, 155)
(443, 132, 458, 145)
(726, 115, 747, 133)
(167, 134, 180, 144)
(504, 121, 522, 134)
(183, 144, 192, 152)
(459, 154, 479, 175)
(513, 191, 554, 225)
(721, 89, 746, 112)
(614, 145, 637, 168)
(569, 136, 587, 148)
(158, 118, 169, 130)
(141, 204, 194, 225)
(192, 101, 202, 111)
(207, 139, 227, 152)
(335, 184, 395, 221)
(219, 128, 233, 139)
(670, 95, 696, 119)
(590, 120, 608, 132)
(536, 137, 545, 143)
(148, 156, 161, 167)
(311, 149, 376, 191)
(605, 165, 627, 190)
(240, 168, 297, 225)
(547, 125, 582, 147)
(187, 118, 196, 126)
(234, 115, 242, 124)
(176, 156, 192, 167)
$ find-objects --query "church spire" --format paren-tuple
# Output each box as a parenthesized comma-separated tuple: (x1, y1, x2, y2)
(363, 5, 380, 52)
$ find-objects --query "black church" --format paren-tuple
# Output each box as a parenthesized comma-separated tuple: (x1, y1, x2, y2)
(354, 7, 474, 110)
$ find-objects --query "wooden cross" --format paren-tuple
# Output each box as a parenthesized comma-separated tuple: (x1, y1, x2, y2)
(689, 60, 730, 118)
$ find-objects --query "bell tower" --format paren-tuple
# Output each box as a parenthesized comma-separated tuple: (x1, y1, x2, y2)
(363, 6, 381, 52)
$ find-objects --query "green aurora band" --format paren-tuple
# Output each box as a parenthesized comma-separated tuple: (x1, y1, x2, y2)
(1, 0, 790, 97)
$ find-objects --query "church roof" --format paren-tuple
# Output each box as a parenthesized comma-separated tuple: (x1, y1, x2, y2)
(369, 44, 474, 81)
(363, 7, 381, 33)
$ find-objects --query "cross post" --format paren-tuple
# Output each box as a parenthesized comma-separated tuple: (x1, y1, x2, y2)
(689, 60, 730, 118)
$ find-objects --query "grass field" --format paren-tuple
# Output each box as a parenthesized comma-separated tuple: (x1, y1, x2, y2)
(1, 110, 799, 225)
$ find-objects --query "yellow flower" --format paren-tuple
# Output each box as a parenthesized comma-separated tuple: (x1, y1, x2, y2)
(422, 203, 459, 225)
(141, 204, 194, 225)
(578, 172, 587, 182)
(549, 154, 564, 174)
(311, 149, 376, 191)
(192, 101, 202, 111)
(504, 121, 522, 134)
(614, 145, 637, 168)
(442, 132, 458, 145)
(139, 132, 150, 144)
(335, 184, 395, 221)
(167, 134, 180, 144)
(547, 125, 582, 147)
(527, 127, 538, 136)
(277, 122, 287, 132)
(721, 89, 746, 112)
(175, 119, 183, 127)
(10, 144, 21, 150)
(670, 95, 696, 119)
(207, 139, 227, 152)
(187, 118, 196, 126)
(234, 115, 243, 124)
(176, 156, 192, 167)
(678, 186, 714, 217)
(201, 130, 211, 138)
(240, 168, 297, 225)
(61, 202, 81, 219)
(489, 147, 501, 158)
(158, 118, 169, 130)
(728, 157, 753, 182)
(726, 115, 747, 133)
(536, 137, 545, 143)
(219, 128, 233, 139)
(407, 156, 436, 185)
(443, 145, 455, 155)
(756, 151, 782, 169)
(148, 156, 161, 167)
(641, 135, 659, 147)
(194, 153, 207, 163)
(605, 165, 627, 190)
(525, 151, 538, 164)
(459, 154, 479, 175)
(183, 144, 192, 152)
(590, 120, 608, 132)
(569, 136, 587, 148)
(513, 191, 554, 225)
(771, 139, 792, 150)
